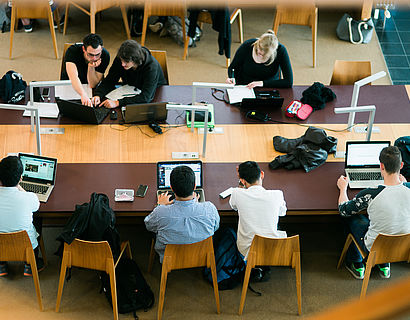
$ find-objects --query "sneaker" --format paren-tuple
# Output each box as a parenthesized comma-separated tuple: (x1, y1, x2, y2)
(149, 21, 163, 33)
(0, 263, 8, 277)
(24, 258, 45, 276)
(23, 24, 33, 33)
(345, 262, 365, 280)
(377, 263, 390, 279)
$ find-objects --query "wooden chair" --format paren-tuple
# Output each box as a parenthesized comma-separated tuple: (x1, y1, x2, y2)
(55, 239, 132, 320)
(60, 42, 74, 80)
(157, 237, 220, 320)
(63, 0, 130, 39)
(330, 60, 372, 85)
(197, 8, 244, 68)
(150, 50, 169, 84)
(238, 235, 301, 316)
(0, 231, 44, 311)
(337, 233, 410, 299)
(9, 0, 58, 59)
(273, 3, 317, 68)
(141, 0, 189, 60)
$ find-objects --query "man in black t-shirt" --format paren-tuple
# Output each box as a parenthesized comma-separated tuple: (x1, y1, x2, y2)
(61, 33, 110, 107)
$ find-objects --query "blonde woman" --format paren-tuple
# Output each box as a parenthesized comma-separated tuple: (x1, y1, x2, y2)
(227, 30, 293, 88)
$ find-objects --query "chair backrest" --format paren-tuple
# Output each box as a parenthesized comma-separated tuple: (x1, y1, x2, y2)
(250, 235, 300, 267)
(150, 50, 169, 85)
(330, 60, 372, 85)
(370, 233, 410, 266)
(162, 237, 214, 272)
(144, 0, 186, 17)
(275, 3, 316, 26)
(12, 0, 51, 19)
(60, 43, 74, 80)
(64, 239, 114, 272)
(0, 230, 32, 262)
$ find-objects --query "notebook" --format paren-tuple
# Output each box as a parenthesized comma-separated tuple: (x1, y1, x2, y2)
(121, 102, 168, 123)
(56, 98, 110, 124)
(18, 153, 57, 202)
(345, 141, 390, 189)
(156, 160, 205, 202)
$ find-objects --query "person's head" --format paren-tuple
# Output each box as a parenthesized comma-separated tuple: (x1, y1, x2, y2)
(117, 40, 145, 70)
(170, 165, 196, 198)
(379, 146, 403, 175)
(252, 30, 279, 65)
(0, 156, 23, 187)
(238, 161, 263, 185)
(82, 33, 103, 63)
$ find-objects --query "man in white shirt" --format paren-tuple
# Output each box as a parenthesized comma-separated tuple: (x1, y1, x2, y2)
(229, 161, 287, 260)
(0, 156, 44, 277)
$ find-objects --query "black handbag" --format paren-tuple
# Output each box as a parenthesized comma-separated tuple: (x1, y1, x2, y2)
(336, 13, 374, 44)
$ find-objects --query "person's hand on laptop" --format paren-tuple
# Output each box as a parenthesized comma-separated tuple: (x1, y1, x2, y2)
(157, 191, 173, 206)
(81, 94, 93, 107)
(91, 96, 100, 106)
(337, 175, 349, 191)
(100, 99, 119, 109)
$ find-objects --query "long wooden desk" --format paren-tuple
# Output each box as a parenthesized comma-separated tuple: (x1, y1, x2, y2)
(0, 85, 409, 217)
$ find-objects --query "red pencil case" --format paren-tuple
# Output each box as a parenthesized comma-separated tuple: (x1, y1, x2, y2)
(285, 100, 313, 120)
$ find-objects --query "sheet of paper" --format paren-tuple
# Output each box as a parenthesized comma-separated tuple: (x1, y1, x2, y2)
(227, 85, 255, 104)
(55, 83, 92, 100)
(23, 102, 59, 118)
(106, 85, 141, 101)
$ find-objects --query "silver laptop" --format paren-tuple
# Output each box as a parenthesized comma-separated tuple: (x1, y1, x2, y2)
(156, 160, 205, 202)
(345, 141, 390, 189)
(18, 153, 57, 202)
(121, 102, 168, 123)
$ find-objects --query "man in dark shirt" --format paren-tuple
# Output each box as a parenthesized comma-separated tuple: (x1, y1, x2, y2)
(93, 40, 166, 109)
(61, 33, 110, 107)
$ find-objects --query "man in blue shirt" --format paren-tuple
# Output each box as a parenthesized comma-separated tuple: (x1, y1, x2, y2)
(144, 166, 220, 262)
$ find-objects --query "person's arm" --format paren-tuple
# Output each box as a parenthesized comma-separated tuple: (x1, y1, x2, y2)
(278, 191, 287, 217)
(66, 62, 92, 106)
(229, 188, 238, 211)
(87, 49, 110, 89)
(262, 44, 293, 88)
(94, 58, 122, 106)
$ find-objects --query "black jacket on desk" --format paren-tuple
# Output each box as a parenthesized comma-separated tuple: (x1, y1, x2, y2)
(95, 48, 166, 107)
(227, 39, 293, 88)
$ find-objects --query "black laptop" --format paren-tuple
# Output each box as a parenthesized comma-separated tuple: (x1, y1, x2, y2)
(241, 90, 284, 110)
(56, 98, 110, 124)
(121, 102, 168, 123)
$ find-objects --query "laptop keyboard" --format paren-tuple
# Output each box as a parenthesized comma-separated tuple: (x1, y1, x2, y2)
(20, 182, 48, 194)
(94, 107, 110, 122)
(349, 172, 383, 181)
(159, 190, 202, 201)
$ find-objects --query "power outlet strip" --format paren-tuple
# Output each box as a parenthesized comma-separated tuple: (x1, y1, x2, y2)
(198, 127, 224, 134)
(172, 152, 199, 159)
(354, 126, 380, 134)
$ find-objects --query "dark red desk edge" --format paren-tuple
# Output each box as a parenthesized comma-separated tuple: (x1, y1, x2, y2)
(39, 162, 355, 217)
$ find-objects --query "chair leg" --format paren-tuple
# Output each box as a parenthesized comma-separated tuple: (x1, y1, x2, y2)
(148, 238, 155, 273)
(238, 258, 253, 315)
(181, 15, 188, 60)
(141, 12, 149, 46)
(108, 265, 118, 320)
(27, 248, 43, 311)
(47, 8, 59, 59)
(120, 4, 131, 39)
(311, 8, 317, 68)
(90, 11, 96, 34)
(273, 10, 280, 34)
(55, 252, 69, 312)
(237, 9, 243, 43)
(360, 251, 375, 299)
(294, 252, 302, 315)
(157, 259, 169, 320)
(226, 57, 230, 69)
(54, 7, 61, 33)
(9, 7, 16, 59)
(63, 2, 69, 35)
(38, 235, 47, 266)
(209, 252, 220, 314)
(337, 234, 354, 269)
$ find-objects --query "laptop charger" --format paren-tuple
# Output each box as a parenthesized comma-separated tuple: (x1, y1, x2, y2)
(245, 110, 271, 122)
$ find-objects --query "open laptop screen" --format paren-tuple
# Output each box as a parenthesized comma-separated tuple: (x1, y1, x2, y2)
(345, 141, 390, 168)
(157, 161, 202, 190)
(19, 153, 57, 184)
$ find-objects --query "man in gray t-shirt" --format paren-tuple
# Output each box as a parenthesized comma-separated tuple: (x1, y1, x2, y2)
(337, 146, 410, 280)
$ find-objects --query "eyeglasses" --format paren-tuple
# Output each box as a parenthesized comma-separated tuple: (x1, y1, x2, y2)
(86, 51, 102, 58)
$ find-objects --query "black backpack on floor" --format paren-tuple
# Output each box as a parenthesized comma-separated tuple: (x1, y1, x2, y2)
(101, 257, 154, 319)
(395, 136, 410, 180)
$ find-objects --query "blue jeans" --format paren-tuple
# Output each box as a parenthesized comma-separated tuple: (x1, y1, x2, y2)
(343, 214, 370, 263)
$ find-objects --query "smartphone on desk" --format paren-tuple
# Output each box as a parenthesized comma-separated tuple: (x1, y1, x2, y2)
(136, 184, 148, 197)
